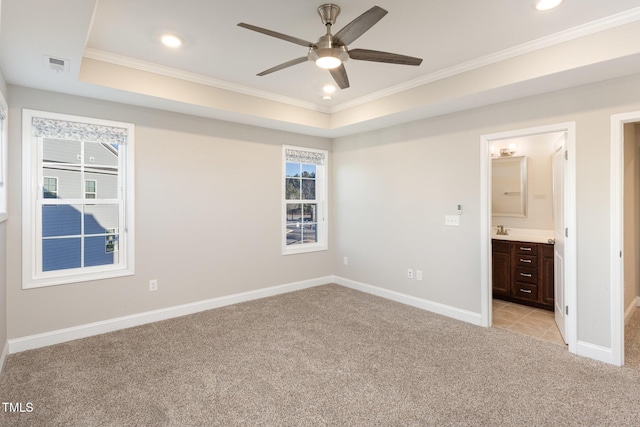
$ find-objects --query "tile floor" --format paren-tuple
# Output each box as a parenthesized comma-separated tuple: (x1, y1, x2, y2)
(492, 299, 566, 346)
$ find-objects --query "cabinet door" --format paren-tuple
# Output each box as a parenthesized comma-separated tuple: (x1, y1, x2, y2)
(492, 249, 511, 297)
(542, 244, 555, 306)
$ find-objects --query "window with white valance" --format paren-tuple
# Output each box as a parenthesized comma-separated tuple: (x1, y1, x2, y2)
(282, 145, 328, 255)
(22, 109, 135, 288)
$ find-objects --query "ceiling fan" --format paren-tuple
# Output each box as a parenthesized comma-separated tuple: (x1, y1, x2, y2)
(237, 4, 423, 90)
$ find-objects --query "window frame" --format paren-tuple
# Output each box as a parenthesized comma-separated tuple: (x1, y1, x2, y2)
(0, 90, 7, 223)
(22, 109, 135, 289)
(282, 145, 328, 255)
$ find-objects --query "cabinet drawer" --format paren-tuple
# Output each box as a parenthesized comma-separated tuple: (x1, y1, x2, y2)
(514, 283, 539, 301)
(516, 255, 537, 267)
(515, 267, 538, 284)
(515, 243, 538, 255)
(492, 240, 510, 254)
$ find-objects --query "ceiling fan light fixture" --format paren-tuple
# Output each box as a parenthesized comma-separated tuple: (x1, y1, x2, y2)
(534, 0, 563, 11)
(316, 56, 342, 69)
(309, 47, 349, 69)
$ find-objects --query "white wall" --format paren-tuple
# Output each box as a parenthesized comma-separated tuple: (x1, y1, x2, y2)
(491, 133, 557, 231)
(333, 72, 640, 349)
(6, 85, 333, 339)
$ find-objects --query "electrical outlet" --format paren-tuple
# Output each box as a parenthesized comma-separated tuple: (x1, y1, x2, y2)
(407, 269, 413, 279)
(149, 279, 158, 292)
(343, 256, 349, 265)
(416, 270, 423, 281)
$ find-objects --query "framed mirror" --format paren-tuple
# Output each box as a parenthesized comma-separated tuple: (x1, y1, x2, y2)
(492, 156, 527, 217)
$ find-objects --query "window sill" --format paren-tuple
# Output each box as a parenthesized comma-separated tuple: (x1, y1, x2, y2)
(283, 244, 328, 256)
(23, 267, 134, 290)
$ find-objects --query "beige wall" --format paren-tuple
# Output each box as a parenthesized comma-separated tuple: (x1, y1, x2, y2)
(624, 123, 640, 315)
(333, 72, 640, 349)
(491, 133, 558, 231)
(6, 85, 333, 338)
(0, 221, 5, 350)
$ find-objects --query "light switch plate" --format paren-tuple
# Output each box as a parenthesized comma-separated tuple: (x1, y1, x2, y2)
(445, 215, 460, 226)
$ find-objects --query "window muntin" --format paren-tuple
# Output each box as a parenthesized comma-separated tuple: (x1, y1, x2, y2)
(283, 146, 327, 254)
(23, 110, 134, 288)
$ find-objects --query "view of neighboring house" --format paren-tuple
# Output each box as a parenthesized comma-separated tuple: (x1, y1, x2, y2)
(41, 138, 119, 271)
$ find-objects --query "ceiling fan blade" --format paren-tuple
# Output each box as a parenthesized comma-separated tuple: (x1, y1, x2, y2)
(329, 64, 350, 89)
(257, 57, 309, 76)
(238, 23, 315, 48)
(333, 6, 388, 46)
(349, 49, 423, 66)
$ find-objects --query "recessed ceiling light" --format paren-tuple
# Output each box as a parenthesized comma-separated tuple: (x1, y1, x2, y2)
(322, 95, 332, 101)
(534, 0, 563, 11)
(323, 85, 336, 94)
(161, 33, 184, 48)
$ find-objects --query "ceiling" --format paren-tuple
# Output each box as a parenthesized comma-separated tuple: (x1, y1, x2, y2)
(2, 0, 640, 137)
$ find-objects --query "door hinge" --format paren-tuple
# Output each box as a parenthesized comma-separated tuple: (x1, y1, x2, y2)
(565, 228, 568, 238)
(620, 250, 623, 258)
(565, 150, 568, 160)
(566, 306, 569, 315)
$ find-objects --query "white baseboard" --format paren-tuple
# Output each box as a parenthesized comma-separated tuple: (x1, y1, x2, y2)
(9, 276, 332, 354)
(333, 276, 483, 326)
(576, 340, 616, 366)
(0, 341, 8, 375)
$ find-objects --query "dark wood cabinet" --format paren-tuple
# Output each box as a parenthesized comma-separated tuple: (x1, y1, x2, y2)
(491, 240, 511, 297)
(492, 239, 554, 310)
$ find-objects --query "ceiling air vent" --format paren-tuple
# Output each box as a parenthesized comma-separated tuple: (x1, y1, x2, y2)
(44, 55, 70, 73)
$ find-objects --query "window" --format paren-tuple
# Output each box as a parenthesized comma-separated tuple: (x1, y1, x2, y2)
(282, 145, 328, 254)
(0, 90, 7, 222)
(85, 179, 97, 199)
(22, 110, 135, 288)
(43, 177, 58, 198)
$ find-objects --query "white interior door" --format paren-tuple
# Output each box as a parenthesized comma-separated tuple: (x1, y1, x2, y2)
(553, 135, 567, 343)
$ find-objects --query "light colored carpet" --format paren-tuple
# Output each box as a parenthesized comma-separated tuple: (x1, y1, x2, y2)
(1, 284, 639, 426)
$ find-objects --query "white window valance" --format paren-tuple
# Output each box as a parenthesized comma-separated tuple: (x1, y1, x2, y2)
(32, 117, 128, 145)
(285, 148, 325, 166)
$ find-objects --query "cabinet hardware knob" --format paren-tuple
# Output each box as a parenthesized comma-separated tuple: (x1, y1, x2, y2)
(520, 247, 532, 251)
(520, 259, 532, 263)
(519, 289, 532, 293)
(520, 273, 532, 277)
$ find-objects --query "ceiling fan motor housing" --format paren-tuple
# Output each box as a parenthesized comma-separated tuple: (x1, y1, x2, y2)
(308, 33, 349, 66)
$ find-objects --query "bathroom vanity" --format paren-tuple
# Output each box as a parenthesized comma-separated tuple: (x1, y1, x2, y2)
(492, 238, 554, 311)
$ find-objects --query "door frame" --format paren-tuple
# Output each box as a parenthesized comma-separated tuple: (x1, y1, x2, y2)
(610, 111, 640, 367)
(480, 122, 577, 354)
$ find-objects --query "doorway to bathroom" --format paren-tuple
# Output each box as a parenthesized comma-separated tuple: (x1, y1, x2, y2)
(480, 122, 577, 355)
(611, 112, 640, 367)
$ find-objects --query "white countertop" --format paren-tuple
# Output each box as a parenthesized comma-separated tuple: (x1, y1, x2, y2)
(491, 228, 555, 244)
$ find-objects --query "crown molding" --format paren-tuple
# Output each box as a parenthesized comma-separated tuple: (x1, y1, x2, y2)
(330, 6, 640, 113)
(82, 48, 331, 114)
